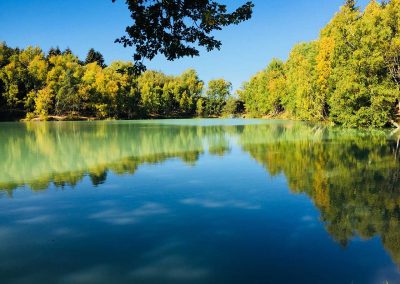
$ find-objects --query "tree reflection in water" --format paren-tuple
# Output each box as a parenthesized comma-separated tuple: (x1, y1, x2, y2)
(1, 120, 400, 265)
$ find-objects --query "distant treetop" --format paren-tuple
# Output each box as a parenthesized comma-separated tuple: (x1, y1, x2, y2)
(85, 48, 106, 68)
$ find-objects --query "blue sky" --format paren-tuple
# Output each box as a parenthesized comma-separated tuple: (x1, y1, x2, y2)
(0, 0, 369, 91)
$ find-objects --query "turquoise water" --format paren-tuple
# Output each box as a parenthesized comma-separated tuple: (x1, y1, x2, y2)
(0, 119, 399, 283)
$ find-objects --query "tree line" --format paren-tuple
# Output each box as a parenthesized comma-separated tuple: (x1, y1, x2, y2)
(239, 0, 400, 128)
(3, 0, 400, 127)
(0, 44, 240, 120)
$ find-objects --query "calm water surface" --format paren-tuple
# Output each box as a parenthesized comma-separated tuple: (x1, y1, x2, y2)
(1, 119, 400, 284)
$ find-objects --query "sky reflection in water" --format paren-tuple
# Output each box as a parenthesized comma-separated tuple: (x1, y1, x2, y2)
(0, 119, 399, 284)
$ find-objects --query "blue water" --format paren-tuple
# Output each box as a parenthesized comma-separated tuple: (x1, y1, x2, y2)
(0, 119, 399, 283)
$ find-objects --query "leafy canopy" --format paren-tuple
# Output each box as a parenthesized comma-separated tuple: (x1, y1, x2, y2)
(113, 0, 254, 73)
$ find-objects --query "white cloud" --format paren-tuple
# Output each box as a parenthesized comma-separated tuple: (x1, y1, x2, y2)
(181, 198, 261, 210)
(16, 214, 53, 224)
(130, 255, 209, 281)
(89, 202, 168, 225)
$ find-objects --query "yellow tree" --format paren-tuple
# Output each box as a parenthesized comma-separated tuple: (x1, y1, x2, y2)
(384, 0, 400, 124)
(284, 41, 319, 120)
(0, 46, 48, 114)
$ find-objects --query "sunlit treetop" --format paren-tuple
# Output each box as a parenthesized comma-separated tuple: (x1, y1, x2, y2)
(345, 0, 357, 10)
(85, 48, 106, 68)
(112, 0, 254, 73)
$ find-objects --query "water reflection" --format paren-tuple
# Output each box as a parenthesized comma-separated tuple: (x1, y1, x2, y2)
(0, 121, 210, 192)
(1, 119, 400, 283)
(240, 123, 400, 264)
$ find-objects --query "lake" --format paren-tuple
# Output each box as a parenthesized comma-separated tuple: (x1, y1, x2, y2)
(0, 119, 399, 284)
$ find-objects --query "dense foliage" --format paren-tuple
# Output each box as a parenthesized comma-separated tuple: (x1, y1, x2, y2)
(113, 0, 254, 73)
(240, 0, 400, 128)
(0, 43, 237, 120)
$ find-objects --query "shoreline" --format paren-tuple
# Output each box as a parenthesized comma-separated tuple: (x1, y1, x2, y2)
(0, 113, 397, 130)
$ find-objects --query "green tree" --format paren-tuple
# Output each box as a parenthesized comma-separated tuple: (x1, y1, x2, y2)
(284, 42, 320, 120)
(239, 0, 400, 128)
(222, 97, 244, 117)
(328, 1, 395, 127)
(137, 70, 171, 116)
(62, 48, 73, 55)
(40, 53, 83, 116)
(384, 0, 400, 123)
(263, 59, 286, 115)
(85, 48, 106, 68)
(47, 47, 62, 59)
(239, 59, 286, 117)
(0, 46, 48, 117)
(238, 71, 268, 117)
(205, 78, 232, 116)
(79, 60, 136, 118)
(173, 69, 204, 116)
(0, 42, 16, 118)
(101, 61, 136, 118)
(196, 97, 205, 117)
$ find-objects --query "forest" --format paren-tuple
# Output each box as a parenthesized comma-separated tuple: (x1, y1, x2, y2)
(239, 0, 400, 128)
(2, 0, 400, 128)
(0, 44, 239, 121)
